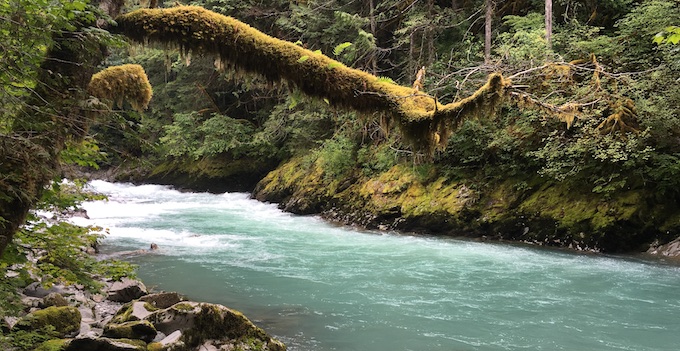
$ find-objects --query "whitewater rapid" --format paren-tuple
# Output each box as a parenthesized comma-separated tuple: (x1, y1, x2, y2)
(73, 180, 680, 351)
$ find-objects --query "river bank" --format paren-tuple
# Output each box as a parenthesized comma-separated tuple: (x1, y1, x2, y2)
(0, 194, 286, 351)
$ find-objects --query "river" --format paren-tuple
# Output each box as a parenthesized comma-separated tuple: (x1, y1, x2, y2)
(75, 180, 680, 351)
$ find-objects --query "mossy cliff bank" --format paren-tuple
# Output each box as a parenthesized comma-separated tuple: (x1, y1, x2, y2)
(252, 157, 680, 255)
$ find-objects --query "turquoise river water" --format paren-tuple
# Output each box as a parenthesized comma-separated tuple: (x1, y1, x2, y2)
(75, 180, 680, 351)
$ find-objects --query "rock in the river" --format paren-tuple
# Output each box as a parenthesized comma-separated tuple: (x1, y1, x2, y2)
(13, 306, 81, 338)
(647, 236, 680, 258)
(107, 278, 148, 302)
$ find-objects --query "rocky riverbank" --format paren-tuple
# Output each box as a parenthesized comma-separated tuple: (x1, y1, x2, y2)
(2, 243, 286, 351)
(252, 157, 680, 258)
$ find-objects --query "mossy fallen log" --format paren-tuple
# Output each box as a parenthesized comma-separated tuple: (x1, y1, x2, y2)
(114, 6, 510, 154)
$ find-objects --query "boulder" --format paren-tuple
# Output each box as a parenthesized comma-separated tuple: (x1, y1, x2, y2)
(647, 236, 680, 258)
(14, 306, 81, 338)
(110, 301, 158, 324)
(107, 279, 148, 303)
(64, 336, 147, 351)
(39, 292, 69, 308)
(104, 320, 157, 342)
(23, 282, 65, 298)
(144, 302, 286, 351)
(139, 292, 184, 309)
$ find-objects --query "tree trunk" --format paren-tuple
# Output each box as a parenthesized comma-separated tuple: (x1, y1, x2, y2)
(485, 0, 494, 64)
(545, 0, 553, 50)
(368, 0, 378, 75)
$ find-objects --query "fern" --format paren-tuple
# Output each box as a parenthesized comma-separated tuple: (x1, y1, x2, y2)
(333, 42, 352, 56)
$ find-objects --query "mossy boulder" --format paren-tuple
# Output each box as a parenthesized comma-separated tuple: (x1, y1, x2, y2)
(104, 320, 157, 342)
(14, 306, 81, 338)
(144, 302, 285, 351)
(39, 292, 69, 308)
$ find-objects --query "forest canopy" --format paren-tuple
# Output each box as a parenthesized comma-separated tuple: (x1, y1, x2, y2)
(1, 0, 679, 257)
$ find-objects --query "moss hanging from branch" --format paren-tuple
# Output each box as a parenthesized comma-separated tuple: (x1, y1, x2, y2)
(88, 64, 153, 112)
(114, 6, 510, 154)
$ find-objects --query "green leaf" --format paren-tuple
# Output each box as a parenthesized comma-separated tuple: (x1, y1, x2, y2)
(326, 62, 342, 70)
(333, 42, 352, 56)
(297, 55, 309, 63)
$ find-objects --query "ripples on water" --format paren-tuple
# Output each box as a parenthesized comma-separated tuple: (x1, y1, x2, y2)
(74, 180, 680, 351)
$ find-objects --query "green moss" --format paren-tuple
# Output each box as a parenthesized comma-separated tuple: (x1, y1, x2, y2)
(172, 302, 196, 312)
(15, 306, 80, 338)
(33, 339, 69, 351)
(110, 303, 135, 324)
(179, 304, 285, 351)
(143, 302, 159, 312)
(88, 64, 153, 112)
(146, 342, 165, 351)
(115, 6, 510, 154)
(103, 320, 157, 341)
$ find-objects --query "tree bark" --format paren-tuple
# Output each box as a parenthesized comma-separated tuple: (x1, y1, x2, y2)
(545, 0, 553, 50)
(485, 0, 494, 64)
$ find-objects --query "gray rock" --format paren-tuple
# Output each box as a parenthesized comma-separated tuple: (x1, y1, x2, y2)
(65, 336, 146, 351)
(648, 236, 680, 258)
(198, 341, 220, 351)
(139, 292, 184, 309)
(23, 282, 64, 298)
(94, 300, 124, 327)
(107, 279, 148, 303)
(39, 292, 69, 308)
(2, 316, 19, 331)
(21, 295, 41, 308)
(151, 330, 167, 343)
(159, 330, 183, 346)
(130, 301, 155, 320)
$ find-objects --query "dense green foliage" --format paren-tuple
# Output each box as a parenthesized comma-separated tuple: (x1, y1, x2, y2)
(104, 0, 678, 197)
(0, 181, 137, 350)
